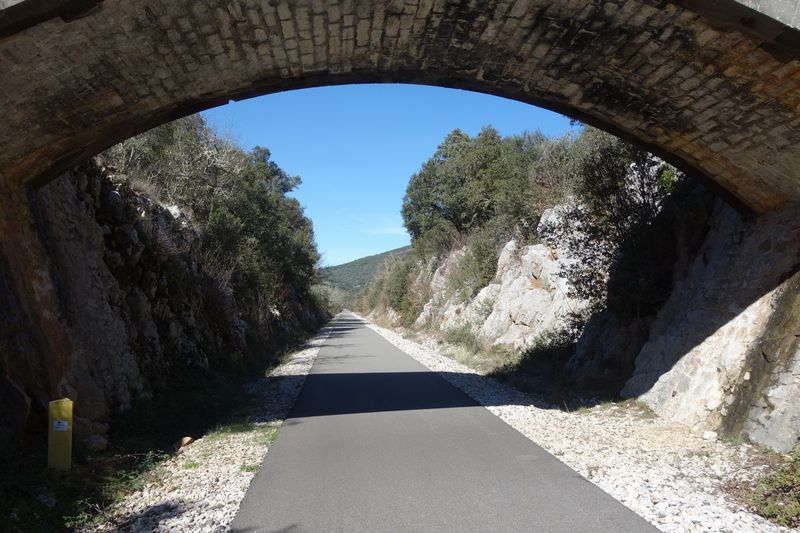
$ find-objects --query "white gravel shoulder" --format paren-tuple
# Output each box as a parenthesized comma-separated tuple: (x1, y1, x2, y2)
(359, 315, 788, 533)
(81, 326, 333, 533)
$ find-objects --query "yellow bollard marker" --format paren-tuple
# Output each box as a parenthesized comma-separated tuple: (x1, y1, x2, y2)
(48, 398, 73, 471)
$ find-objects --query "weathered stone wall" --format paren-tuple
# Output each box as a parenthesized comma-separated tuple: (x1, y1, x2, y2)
(0, 160, 325, 448)
(1, 0, 800, 213)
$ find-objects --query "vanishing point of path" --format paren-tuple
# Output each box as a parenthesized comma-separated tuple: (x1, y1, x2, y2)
(232, 313, 657, 532)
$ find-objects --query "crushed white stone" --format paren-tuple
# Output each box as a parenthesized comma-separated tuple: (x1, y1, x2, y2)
(81, 326, 332, 533)
(360, 315, 789, 533)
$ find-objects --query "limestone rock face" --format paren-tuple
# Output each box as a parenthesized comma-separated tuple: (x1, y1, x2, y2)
(478, 241, 585, 349)
(411, 207, 588, 351)
(745, 332, 800, 452)
(0, 159, 324, 446)
(391, 200, 800, 451)
(622, 203, 800, 451)
(414, 248, 466, 329)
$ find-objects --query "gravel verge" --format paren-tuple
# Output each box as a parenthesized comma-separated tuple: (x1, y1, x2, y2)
(80, 325, 332, 533)
(359, 314, 789, 533)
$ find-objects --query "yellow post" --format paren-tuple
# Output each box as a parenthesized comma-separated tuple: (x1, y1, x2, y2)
(48, 398, 73, 471)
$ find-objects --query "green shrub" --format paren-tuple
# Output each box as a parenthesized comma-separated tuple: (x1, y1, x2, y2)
(752, 445, 800, 528)
(370, 255, 431, 326)
(384, 256, 414, 312)
(447, 222, 508, 300)
(490, 326, 576, 385)
(310, 284, 345, 316)
(105, 114, 325, 363)
(444, 325, 482, 354)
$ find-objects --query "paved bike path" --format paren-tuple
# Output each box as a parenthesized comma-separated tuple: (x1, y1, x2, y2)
(232, 314, 656, 532)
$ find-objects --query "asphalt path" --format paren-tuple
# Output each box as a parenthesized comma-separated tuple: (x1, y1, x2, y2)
(232, 313, 657, 532)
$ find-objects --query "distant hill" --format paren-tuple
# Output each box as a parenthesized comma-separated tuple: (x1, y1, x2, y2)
(321, 246, 411, 296)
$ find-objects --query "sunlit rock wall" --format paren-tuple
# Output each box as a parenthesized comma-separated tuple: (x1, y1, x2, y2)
(398, 201, 800, 451)
(623, 203, 800, 451)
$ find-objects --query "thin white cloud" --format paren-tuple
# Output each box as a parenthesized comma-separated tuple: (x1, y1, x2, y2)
(364, 226, 408, 236)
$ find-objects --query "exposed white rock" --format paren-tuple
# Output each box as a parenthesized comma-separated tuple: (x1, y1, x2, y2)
(622, 203, 800, 451)
(478, 240, 585, 349)
(165, 204, 182, 219)
(392, 199, 800, 453)
(746, 348, 800, 451)
(414, 247, 466, 329)
(412, 206, 588, 351)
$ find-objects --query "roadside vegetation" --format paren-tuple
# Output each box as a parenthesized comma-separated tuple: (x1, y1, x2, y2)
(3, 371, 254, 532)
(357, 124, 691, 333)
(106, 114, 331, 334)
(751, 444, 800, 527)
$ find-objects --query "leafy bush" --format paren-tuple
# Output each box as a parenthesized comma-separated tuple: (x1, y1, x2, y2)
(401, 127, 551, 254)
(444, 325, 482, 354)
(383, 256, 414, 312)
(491, 326, 576, 383)
(355, 253, 431, 327)
(752, 445, 800, 528)
(104, 114, 325, 340)
(447, 224, 505, 300)
(309, 284, 345, 316)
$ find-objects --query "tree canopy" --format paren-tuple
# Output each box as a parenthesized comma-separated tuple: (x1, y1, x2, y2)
(106, 114, 322, 320)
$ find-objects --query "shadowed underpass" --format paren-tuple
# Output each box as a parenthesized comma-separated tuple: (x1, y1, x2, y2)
(232, 314, 656, 532)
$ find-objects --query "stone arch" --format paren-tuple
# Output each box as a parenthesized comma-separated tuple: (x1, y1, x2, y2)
(0, 0, 799, 213)
(2, 0, 800, 453)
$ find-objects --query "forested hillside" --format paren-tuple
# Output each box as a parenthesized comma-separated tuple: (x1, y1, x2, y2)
(321, 246, 410, 295)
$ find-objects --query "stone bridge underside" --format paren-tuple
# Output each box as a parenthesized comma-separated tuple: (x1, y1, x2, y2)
(0, 0, 800, 440)
(0, 0, 800, 213)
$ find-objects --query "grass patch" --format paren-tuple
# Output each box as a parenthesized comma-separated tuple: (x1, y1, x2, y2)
(453, 345, 513, 374)
(721, 432, 748, 446)
(443, 325, 482, 354)
(441, 325, 515, 373)
(205, 421, 257, 442)
(615, 398, 657, 419)
(254, 424, 280, 446)
(205, 421, 279, 447)
(2, 445, 170, 532)
(557, 393, 657, 419)
(686, 449, 711, 458)
(2, 369, 268, 531)
(181, 460, 200, 470)
(751, 445, 800, 528)
(240, 464, 260, 473)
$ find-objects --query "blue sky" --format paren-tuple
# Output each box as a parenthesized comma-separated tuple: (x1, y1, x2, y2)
(203, 84, 575, 266)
